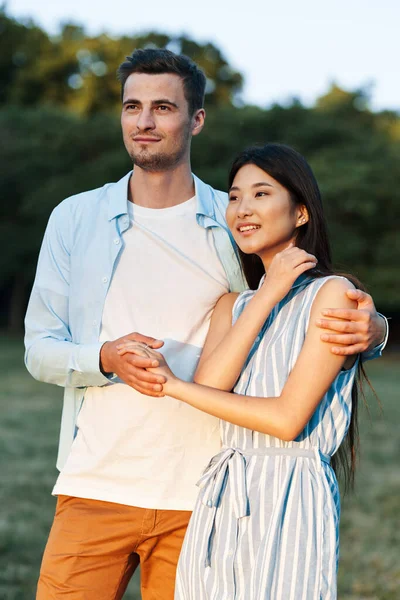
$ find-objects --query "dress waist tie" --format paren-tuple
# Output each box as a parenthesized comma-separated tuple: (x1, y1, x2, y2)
(196, 445, 331, 568)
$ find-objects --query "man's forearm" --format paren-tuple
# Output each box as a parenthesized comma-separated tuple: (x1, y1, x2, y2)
(25, 336, 112, 388)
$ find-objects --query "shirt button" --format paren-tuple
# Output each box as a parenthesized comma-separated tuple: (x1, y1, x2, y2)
(114, 238, 120, 245)
(207, 500, 213, 507)
(255, 336, 260, 342)
(102, 277, 108, 284)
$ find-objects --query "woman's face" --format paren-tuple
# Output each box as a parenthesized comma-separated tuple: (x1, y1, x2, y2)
(226, 163, 307, 266)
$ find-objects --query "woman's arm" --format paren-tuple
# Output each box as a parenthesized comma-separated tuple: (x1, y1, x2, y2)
(195, 246, 318, 390)
(117, 247, 318, 391)
(153, 277, 357, 441)
(193, 290, 274, 390)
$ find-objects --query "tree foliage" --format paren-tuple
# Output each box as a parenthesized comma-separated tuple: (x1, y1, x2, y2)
(0, 8, 243, 115)
(0, 7, 399, 330)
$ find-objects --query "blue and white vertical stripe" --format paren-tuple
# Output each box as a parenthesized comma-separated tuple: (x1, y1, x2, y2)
(175, 275, 357, 600)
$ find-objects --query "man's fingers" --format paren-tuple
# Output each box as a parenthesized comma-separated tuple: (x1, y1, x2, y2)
(330, 343, 365, 356)
(319, 308, 367, 322)
(320, 333, 364, 346)
(346, 288, 371, 304)
(316, 318, 364, 333)
(148, 340, 165, 349)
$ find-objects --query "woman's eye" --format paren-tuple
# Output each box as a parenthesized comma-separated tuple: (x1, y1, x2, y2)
(157, 105, 170, 111)
(255, 191, 268, 197)
(229, 195, 238, 202)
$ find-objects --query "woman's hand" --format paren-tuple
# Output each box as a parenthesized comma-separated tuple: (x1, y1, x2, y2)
(261, 243, 317, 303)
(116, 341, 177, 392)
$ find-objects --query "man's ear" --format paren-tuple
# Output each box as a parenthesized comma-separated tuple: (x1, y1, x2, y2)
(191, 108, 206, 137)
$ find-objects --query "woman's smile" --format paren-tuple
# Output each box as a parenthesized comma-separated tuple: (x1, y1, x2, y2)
(236, 222, 262, 236)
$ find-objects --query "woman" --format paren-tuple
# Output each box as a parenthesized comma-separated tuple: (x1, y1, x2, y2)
(118, 144, 363, 599)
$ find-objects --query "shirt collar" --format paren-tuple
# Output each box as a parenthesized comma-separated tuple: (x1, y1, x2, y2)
(106, 171, 132, 221)
(106, 171, 217, 221)
(193, 174, 218, 219)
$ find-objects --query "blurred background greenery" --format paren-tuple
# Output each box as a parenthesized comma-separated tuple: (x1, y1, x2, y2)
(0, 5, 398, 599)
(1, 340, 398, 599)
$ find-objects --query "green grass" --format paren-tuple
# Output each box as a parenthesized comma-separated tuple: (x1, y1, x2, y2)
(0, 337, 398, 599)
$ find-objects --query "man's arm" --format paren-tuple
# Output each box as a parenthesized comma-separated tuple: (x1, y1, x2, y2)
(24, 205, 165, 392)
(316, 288, 388, 359)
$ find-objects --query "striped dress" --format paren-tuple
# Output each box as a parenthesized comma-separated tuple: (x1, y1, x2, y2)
(175, 275, 358, 600)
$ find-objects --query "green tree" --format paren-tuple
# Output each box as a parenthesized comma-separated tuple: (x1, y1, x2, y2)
(0, 8, 243, 115)
(0, 106, 129, 330)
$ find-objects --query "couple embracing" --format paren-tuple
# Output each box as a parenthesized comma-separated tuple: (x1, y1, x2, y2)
(25, 49, 387, 599)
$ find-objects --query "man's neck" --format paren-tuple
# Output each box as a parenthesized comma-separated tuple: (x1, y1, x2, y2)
(129, 162, 195, 209)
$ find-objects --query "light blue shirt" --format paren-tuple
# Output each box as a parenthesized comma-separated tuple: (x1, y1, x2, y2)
(24, 171, 387, 470)
(24, 172, 246, 469)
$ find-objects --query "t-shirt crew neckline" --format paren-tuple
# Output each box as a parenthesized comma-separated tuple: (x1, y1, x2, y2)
(127, 195, 196, 218)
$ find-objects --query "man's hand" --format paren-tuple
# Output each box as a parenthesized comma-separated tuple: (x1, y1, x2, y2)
(316, 289, 386, 356)
(100, 332, 166, 396)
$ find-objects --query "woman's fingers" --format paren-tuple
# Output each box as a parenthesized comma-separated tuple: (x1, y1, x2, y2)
(128, 362, 166, 385)
(292, 250, 317, 266)
(295, 261, 318, 274)
(117, 341, 151, 354)
(279, 247, 317, 266)
(117, 347, 154, 360)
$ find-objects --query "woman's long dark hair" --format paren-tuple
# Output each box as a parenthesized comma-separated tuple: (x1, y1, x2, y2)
(228, 143, 371, 490)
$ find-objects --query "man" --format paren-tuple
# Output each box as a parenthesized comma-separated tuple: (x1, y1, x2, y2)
(25, 49, 387, 600)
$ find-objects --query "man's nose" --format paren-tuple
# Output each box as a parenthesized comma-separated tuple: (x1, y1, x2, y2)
(136, 108, 156, 130)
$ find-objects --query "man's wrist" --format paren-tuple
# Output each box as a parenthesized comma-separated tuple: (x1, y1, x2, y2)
(376, 314, 387, 346)
(99, 342, 112, 375)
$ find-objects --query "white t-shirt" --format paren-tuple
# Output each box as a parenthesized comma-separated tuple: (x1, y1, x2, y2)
(53, 196, 230, 510)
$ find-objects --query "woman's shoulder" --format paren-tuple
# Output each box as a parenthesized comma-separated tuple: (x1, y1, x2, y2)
(308, 275, 357, 312)
(310, 274, 356, 293)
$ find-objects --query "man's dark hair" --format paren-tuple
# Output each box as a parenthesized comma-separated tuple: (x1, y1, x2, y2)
(117, 48, 206, 116)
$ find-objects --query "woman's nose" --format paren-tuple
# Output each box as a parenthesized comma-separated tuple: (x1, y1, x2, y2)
(237, 198, 253, 218)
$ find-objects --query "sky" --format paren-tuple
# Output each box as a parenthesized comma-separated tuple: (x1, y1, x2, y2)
(6, 0, 400, 112)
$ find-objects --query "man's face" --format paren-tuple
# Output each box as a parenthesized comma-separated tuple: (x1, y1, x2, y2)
(121, 72, 202, 172)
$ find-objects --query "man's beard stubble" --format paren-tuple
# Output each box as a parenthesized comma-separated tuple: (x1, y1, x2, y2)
(129, 128, 191, 173)
(130, 147, 186, 172)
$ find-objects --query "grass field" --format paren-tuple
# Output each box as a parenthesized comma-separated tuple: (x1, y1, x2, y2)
(0, 336, 398, 599)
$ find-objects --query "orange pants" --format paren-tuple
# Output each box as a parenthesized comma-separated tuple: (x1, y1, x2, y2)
(37, 496, 192, 600)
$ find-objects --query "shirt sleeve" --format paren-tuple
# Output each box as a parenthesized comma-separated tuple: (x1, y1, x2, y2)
(361, 313, 389, 362)
(24, 204, 111, 389)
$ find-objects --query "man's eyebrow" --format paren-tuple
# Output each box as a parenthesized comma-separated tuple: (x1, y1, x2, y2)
(122, 98, 140, 106)
(152, 99, 179, 108)
(122, 98, 179, 108)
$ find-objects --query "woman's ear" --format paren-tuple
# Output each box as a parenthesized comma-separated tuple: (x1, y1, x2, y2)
(295, 206, 309, 228)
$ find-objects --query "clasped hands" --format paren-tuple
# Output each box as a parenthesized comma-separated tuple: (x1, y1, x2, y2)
(99, 289, 385, 397)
